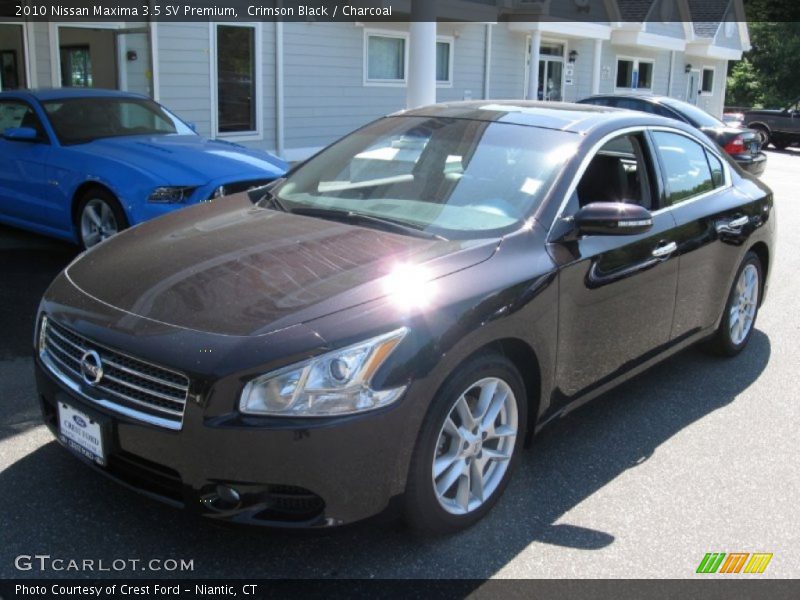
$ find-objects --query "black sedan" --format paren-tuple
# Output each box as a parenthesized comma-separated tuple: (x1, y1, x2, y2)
(34, 102, 774, 533)
(579, 94, 767, 176)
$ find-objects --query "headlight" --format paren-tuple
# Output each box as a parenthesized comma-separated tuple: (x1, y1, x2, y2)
(148, 186, 197, 203)
(239, 328, 408, 417)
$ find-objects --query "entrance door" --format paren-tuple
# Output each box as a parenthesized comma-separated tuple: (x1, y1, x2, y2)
(539, 60, 564, 101)
(524, 40, 565, 101)
(686, 70, 700, 105)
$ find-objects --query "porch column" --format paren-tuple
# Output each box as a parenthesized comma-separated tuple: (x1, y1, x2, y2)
(407, 0, 437, 109)
(591, 38, 602, 95)
(527, 30, 541, 101)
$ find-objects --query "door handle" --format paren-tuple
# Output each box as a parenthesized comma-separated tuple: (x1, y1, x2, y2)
(727, 215, 749, 229)
(716, 215, 749, 234)
(651, 241, 677, 258)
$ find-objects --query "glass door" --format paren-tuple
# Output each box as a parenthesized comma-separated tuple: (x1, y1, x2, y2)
(539, 60, 564, 101)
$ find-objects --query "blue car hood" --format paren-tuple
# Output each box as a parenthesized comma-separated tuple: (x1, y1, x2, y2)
(72, 135, 287, 184)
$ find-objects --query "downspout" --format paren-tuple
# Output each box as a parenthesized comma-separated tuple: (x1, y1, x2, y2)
(666, 50, 674, 97)
(483, 23, 492, 99)
(275, 21, 285, 159)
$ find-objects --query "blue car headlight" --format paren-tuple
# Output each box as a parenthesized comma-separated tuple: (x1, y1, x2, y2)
(148, 186, 197, 203)
(239, 328, 408, 416)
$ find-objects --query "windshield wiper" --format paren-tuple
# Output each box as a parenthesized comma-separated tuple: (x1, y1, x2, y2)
(289, 207, 448, 241)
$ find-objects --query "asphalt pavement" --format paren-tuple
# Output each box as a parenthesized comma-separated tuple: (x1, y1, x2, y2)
(0, 150, 798, 579)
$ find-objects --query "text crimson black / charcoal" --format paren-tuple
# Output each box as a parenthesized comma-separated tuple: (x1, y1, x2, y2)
(248, 5, 393, 16)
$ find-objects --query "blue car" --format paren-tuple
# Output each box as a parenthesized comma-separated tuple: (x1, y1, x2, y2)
(0, 89, 288, 248)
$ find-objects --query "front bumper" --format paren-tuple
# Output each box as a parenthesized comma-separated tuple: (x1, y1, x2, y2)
(35, 353, 415, 528)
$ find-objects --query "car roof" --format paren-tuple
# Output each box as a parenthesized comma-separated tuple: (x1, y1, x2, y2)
(0, 88, 149, 101)
(582, 93, 692, 110)
(394, 100, 679, 134)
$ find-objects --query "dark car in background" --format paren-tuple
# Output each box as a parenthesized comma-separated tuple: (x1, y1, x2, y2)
(744, 96, 800, 150)
(579, 94, 767, 176)
(35, 102, 774, 533)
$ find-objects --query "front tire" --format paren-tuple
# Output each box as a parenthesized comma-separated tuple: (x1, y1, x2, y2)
(705, 251, 762, 357)
(77, 188, 128, 249)
(403, 354, 527, 534)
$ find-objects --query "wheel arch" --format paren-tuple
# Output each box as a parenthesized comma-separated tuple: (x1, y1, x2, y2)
(748, 241, 770, 306)
(747, 121, 772, 135)
(70, 181, 123, 226)
(443, 337, 543, 448)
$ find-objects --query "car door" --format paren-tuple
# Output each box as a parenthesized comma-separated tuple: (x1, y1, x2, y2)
(0, 99, 52, 225)
(648, 128, 761, 338)
(549, 130, 679, 403)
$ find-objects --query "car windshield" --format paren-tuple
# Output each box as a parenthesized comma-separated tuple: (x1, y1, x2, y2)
(270, 116, 577, 239)
(661, 99, 724, 128)
(42, 97, 195, 145)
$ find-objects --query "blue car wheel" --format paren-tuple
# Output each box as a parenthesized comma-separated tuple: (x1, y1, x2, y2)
(77, 188, 128, 249)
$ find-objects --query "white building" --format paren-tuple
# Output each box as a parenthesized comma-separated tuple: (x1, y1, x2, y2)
(0, 0, 750, 160)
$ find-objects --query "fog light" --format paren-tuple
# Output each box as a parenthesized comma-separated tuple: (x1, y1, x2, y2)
(216, 485, 240, 504)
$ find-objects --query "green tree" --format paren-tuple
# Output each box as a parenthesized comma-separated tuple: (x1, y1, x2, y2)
(727, 21, 800, 108)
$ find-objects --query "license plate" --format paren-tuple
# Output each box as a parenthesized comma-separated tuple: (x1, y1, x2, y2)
(58, 402, 107, 465)
(749, 142, 760, 153)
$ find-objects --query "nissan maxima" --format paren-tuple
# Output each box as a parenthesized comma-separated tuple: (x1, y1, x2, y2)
(34, 101, 775, 533)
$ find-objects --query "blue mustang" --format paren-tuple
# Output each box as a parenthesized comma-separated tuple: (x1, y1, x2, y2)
(0, 89, 287, 248)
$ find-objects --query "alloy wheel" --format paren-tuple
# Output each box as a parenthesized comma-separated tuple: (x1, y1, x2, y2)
(431, 377, 518, 515)
(80, 198, 119, 248)
(729, 263, 759, 345)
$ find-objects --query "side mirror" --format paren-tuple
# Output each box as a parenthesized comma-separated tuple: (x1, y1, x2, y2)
(2, 127, 39, 142)
(573, 202, 653, 236)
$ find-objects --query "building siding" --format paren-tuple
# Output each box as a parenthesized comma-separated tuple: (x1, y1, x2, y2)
(18, 15, 746, 156)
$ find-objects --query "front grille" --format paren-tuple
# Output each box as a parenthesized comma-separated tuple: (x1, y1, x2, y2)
(40, 317, 189, 429)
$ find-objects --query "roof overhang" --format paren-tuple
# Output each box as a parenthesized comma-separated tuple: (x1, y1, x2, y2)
(611, 28, 687, 51)
(686, 40, 743, 60)
(508, 21, 612, 40)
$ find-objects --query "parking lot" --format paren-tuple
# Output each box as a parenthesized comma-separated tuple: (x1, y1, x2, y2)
(0, 149, 798, 580)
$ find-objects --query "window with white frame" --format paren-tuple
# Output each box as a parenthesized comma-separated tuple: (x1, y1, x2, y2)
(616, 58, 654, 91)
(366, 32, 407, 83)
(436, 38, 453, 85)
(215, 24, 258, 136)
(701, 67, 714, 94)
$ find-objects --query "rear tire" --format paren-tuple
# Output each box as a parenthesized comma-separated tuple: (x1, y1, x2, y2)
(403, 353, 527, 534)
(76, 188, 128, 250)
(704, 251, 762, 357)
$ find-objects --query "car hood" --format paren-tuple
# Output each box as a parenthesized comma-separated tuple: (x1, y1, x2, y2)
(65, 196, 499, 337)
(72, 135, 287, 184)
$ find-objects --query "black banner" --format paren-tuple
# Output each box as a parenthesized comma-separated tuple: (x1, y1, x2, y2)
(1, 0, 800, 23)
(2, 579, 800, 600)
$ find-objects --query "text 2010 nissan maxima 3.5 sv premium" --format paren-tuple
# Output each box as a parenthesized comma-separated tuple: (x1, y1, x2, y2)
(35, 102, 775, 533)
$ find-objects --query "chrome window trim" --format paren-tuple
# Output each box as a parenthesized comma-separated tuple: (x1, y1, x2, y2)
(547, 124, 732, 240)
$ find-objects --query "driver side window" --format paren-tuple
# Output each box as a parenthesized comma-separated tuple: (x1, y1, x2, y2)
(0, 100, 46, 141)
(576, 133, 654, 210)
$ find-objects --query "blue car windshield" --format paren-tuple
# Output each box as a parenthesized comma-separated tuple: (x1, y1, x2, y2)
(42, 98, 195, 145)
(274, 116, 577, 239)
